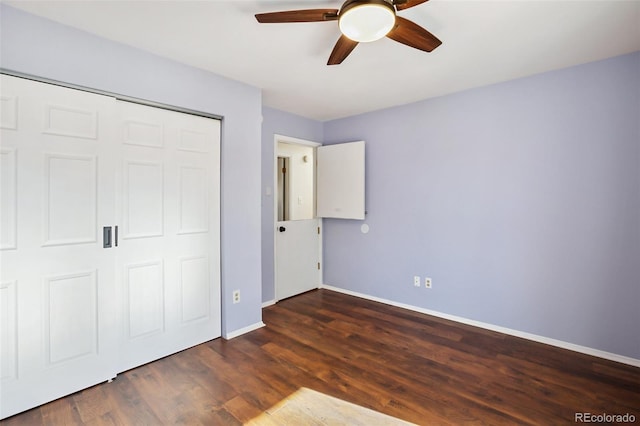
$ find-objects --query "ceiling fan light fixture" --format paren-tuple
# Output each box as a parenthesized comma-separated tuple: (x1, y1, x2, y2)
(339, 0, 396, 43)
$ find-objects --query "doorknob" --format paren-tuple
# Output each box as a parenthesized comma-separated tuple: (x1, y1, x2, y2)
(278, 226, 286, 232)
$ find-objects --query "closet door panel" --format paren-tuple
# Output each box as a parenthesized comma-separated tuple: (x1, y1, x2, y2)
(43, 153, 97, 245)
(0, 148, 17, 249)
(116, 101, 221, 372)
(0, 75, 118, 419)
(123, 160, 164, 238)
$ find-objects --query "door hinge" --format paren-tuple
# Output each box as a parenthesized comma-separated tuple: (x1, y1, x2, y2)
(317, 227, 320, 235)
(317, 262, 321, 270)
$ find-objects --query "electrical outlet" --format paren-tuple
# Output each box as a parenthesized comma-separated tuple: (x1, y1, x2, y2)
(414, 276, 421, 287)
(425, 277, 432, 289)
(233, 290, 241, 304)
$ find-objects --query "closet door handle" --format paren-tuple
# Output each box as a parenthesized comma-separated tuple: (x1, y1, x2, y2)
(103, 226, 112, 248)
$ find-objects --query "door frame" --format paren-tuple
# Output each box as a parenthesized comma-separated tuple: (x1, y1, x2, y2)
(276, 155, 291, 222)
(273, 134, 322, 302)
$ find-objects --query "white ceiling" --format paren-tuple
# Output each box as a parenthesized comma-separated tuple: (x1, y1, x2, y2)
(5, 0, 640, 121)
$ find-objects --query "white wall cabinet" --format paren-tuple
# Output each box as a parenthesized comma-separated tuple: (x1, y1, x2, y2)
(0, 75, 221, 419)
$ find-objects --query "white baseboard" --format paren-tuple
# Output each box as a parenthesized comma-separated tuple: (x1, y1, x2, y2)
(223, 321, 266, 340)
(262, 299, 277, 308)
(320, 284, 640, 368)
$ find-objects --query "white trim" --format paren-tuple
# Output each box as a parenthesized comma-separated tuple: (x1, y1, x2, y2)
(223, 321, 265, 340)
(262, 299, 277, 308)
(274, 134, 322, 148)
(320, 284, 640, 368)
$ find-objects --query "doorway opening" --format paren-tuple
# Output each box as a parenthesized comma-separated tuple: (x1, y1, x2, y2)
(273, 136, 322, 302)
(276, 143, 316, 221)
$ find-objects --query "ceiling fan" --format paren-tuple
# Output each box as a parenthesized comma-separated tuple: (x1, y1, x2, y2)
(255, 0, 442, 65)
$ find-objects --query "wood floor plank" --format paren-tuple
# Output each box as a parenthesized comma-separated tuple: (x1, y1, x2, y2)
(72, 385, 113, 424)
(2, 289, 638, 425)
(224, 395, 264, 424)
(39, 397, 83, 425)
(98, 370, 163, 425)
(128, 364, 200, 423)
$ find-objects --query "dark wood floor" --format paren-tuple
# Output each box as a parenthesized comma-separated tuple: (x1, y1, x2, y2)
(2, 289, 639, 425)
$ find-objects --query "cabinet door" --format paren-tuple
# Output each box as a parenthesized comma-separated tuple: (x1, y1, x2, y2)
(316, 141, 365, 220)
(116, 101, 221, 372)
(0, 75, 118, 419)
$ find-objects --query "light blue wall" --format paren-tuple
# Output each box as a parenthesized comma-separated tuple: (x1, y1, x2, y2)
(0, 5, 263, 335)
(323, 52, 640, 359)
(261, 106, 324, 302)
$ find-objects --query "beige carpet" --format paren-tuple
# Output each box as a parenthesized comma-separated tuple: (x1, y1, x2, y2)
(246, 387, 416, 426)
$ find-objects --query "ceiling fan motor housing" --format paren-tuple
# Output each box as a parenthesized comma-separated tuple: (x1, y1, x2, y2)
(340, 0, 396, 11)
(339, 0, 397, 42)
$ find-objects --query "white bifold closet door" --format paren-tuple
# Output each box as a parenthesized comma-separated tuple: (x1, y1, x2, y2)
(0, 74, 221, 419)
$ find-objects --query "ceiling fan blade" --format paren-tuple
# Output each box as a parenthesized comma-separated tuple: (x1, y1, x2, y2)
(393, 0, 429, 11)
(327, 35, 359, 65)
(255, 9, 339, 23)
(386, 16, 442, 52)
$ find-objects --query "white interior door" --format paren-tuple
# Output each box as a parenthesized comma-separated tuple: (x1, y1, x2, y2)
(274, 139, 366, 302)
(116, 101, 221, 372)
(275, 219, 321, 300)
(317, 141, 366, 220)
(0, 75, 118, 418)
(275, 139, 321, 301)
